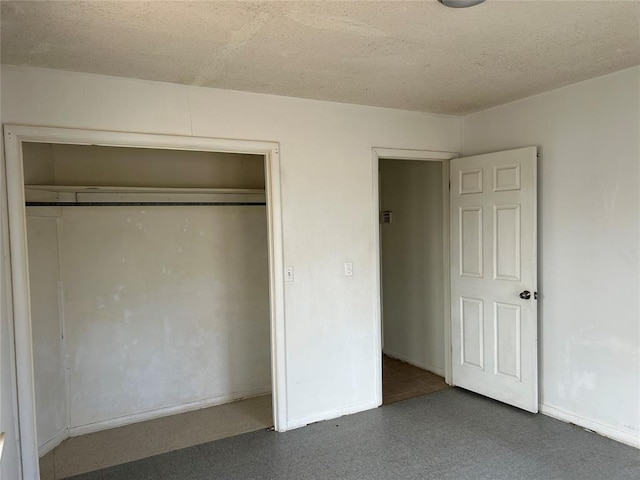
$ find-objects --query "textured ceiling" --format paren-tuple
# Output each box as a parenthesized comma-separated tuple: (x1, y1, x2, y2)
(1, 1, 639, 114)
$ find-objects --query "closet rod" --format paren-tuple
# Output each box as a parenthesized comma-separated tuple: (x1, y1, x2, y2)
(26, 202, 266, 207)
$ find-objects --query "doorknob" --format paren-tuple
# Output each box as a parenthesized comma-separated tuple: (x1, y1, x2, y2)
(519, 290, 531, 300)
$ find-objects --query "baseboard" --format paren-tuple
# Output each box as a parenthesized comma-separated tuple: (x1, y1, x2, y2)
(540, 403, 639, 449)
(68, 386, 272, 437)
(38, 428, 69, 457)
(286, 400, 380, 431)
(383, 349, 445, 377)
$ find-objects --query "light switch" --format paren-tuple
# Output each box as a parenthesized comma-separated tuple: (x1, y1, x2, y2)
(284, 266, 294, 282)
(344, 262, 353, 277)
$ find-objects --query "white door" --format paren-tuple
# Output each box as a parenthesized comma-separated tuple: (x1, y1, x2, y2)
(450, 147, 538, 413)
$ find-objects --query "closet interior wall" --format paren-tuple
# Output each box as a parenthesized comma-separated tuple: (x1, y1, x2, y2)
(23, 143, 272, 456)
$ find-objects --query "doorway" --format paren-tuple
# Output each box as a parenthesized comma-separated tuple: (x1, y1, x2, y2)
(374, 146, 539, 412)
(4, 126, 287, 480)
(373, 148, 456, 406)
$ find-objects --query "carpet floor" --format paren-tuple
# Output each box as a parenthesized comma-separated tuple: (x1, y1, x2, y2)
(66, 388, 640, 480)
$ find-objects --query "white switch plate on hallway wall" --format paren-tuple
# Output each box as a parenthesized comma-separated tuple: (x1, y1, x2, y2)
(344, 262, 353, 276)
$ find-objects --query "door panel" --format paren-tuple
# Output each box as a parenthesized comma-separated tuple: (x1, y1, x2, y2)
(461, 297, 484, 369)
(494, 301, 521, 380)
(450, 147, 538, 413)
(460, 207, 483, 277)
(494, 204, 520, 281)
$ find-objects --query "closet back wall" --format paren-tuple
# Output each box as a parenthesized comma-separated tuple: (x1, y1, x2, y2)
(60, 205, 271, 429)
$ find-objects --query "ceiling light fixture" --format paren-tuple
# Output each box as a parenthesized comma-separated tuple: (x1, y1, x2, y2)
(438, 0, 486, 8)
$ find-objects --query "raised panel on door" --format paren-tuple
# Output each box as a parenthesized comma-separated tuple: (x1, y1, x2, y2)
(493, 164, 521, 192)
(460, 207, 483, 278)
(460, 168, 483, 194)
(494, 205, 520, 281)
(494, 302, 521, 381)
(450, 147, 537, 413)
(460, 297, 484, 369)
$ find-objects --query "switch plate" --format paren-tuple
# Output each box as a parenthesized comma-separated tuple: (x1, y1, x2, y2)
(344, 262, 353, 277)
(284, 266, 294, 282)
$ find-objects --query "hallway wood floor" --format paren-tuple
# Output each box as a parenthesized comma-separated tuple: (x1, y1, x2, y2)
(382, 354, 450, 404)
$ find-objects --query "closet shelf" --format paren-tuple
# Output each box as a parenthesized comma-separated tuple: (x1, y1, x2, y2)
(24, 185, 266, 206)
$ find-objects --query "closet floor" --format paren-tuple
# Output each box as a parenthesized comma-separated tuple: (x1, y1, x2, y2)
(39, 394, 273, 480)
(383, 355, 450, 404)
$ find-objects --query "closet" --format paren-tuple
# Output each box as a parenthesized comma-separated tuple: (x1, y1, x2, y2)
(22, 142, 272, 457)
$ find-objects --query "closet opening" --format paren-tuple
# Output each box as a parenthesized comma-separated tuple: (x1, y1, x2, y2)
(5, 126, 285, 480)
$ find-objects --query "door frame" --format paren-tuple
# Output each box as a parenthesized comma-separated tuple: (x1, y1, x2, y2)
(372, 147, 458, 404)
(3, 125, 288, 479)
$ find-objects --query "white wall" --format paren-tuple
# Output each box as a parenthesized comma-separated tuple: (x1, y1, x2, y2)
(59, 205, 271, 430)
(463, 67, 640, 446)
(25, 213, 67, 454)
(0, 66, 462, 466)
(380, 160, 444, 375)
